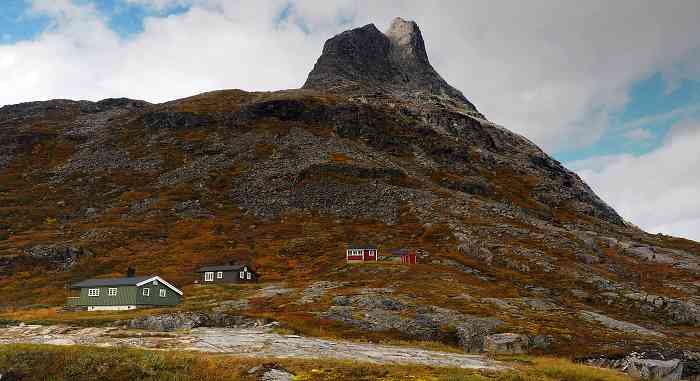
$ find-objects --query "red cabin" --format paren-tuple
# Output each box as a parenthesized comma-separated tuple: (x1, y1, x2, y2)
(386, 248, 418, 265)
(346, 244, 378, 263)
(400, 253, 417, 265)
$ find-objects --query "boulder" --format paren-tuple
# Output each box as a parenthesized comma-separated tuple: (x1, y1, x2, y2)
(584, 350, 700, 381)
(483, 333, 529, 354)
(626, 358, 683, 381)
(248, 363, 295, 381)
(455, 317, 504, 352)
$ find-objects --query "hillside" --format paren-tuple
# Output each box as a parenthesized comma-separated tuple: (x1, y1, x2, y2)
(1, 17, 700, 374)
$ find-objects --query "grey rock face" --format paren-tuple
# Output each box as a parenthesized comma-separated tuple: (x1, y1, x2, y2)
(455, 318, 504, 353)
(23, 244, 93, 270)
(579, 311, 663, 337)
(303, 17, 477, 111)
(297, 281, 345, 304)
(323, 293, 502, 347)
(585, 351, 693, 381)
(125, 312, 268, 332)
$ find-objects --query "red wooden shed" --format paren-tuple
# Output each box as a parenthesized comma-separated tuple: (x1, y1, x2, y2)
(346, 244, 378, 263)
(400, 252, 417, 264)
(386, 248, 418, 265)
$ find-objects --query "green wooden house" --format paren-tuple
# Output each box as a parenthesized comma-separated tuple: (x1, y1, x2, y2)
(67, 275, 183, 311)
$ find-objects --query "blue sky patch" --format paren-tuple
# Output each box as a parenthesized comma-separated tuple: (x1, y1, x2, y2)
(556, 73, 700, 163)
(0, 0, 50, 44)
(0, 0, 191, 43)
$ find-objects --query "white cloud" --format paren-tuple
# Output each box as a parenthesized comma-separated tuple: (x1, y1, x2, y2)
(2, 0, 698, 152)
(1, 0, 700, 240)
(621, 103, 700, 131)
(624, 128, 654, 142)
(571, 120, 700, 241)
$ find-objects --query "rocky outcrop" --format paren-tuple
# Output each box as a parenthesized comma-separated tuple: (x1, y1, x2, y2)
(597, 292, 700, 326)
(324, 293, 502, 350)
(23, 244, 93, 270)
(455, 318, 504, 353)
(125, 312, 270, 332)
(579, 311, 663, 337)
(584, 350, 700, 381)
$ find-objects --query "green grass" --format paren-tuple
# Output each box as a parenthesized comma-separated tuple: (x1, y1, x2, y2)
(0, 345, 632, 381)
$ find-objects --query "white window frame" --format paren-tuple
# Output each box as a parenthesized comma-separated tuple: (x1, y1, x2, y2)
(216, 271, 223, 279)
(88, 288, 99, 297)
(246, 272, 251, 280)
(239, 271, 245, 279)
(159, 289, 167, 298)
(108, 288, 118, 296)
(142, 288, 150, 296)
(204, 272, 214, 282)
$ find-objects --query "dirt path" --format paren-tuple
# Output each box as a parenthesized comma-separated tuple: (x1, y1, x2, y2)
(0, 324, 504, 370)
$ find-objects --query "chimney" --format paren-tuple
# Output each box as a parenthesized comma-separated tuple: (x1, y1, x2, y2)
(127, 266, 135, 278)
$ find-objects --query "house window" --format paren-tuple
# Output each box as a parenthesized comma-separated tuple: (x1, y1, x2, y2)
(108, 288, 118, 296)
(88, 288, 99, 297)
(216, 271, 223, 279)
(239, 271, 245, 279)
(142, 288, 150, 296)
(159, 289, 167, 297)
(152, 280, 158, 285)
(246, 272, 251, 280)
(204, 272, 214, 281)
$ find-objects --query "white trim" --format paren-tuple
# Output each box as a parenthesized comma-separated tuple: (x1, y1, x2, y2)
(88, 288, 99, 297)
(216, 271, 223, 279)
(142, 288, 150, 296)
(108, 288, 118, 296)
(204, 272, 214, 282)
(136, 276, 183, 295)
(159, 289, 167, 297)
(246, 272, 251, 280)
(88, 305, 136, 311)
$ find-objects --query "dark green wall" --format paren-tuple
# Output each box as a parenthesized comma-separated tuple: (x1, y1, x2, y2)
(136, 280, 181, 306)
(74, 282, 181, 307)
(76, 286, 137, 306)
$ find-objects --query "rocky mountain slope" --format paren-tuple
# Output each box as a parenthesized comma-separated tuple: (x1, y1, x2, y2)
(2, 16, 700, 374)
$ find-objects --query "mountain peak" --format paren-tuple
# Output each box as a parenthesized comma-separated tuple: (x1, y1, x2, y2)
(385, 17, 429, 66)
(302, 18, 477, 111)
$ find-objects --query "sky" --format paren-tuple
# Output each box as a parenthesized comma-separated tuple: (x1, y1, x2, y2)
(1, 0, 699, 241)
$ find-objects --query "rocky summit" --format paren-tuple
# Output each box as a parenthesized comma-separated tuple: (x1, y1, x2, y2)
(1, 17, 700, 378)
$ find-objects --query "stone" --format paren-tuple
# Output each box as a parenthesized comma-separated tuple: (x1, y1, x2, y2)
(529, 334, 552, 350)
(586, 352, 689, 381)
(483, 333, 529, 354)
(248, 363, 295, 381)
(44, 338, 76, 345)
(626, 358, 683, 381)
(455, 318, 504, 352)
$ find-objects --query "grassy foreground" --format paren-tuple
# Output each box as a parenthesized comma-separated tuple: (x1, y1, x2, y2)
(0, 345, 630, 381)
